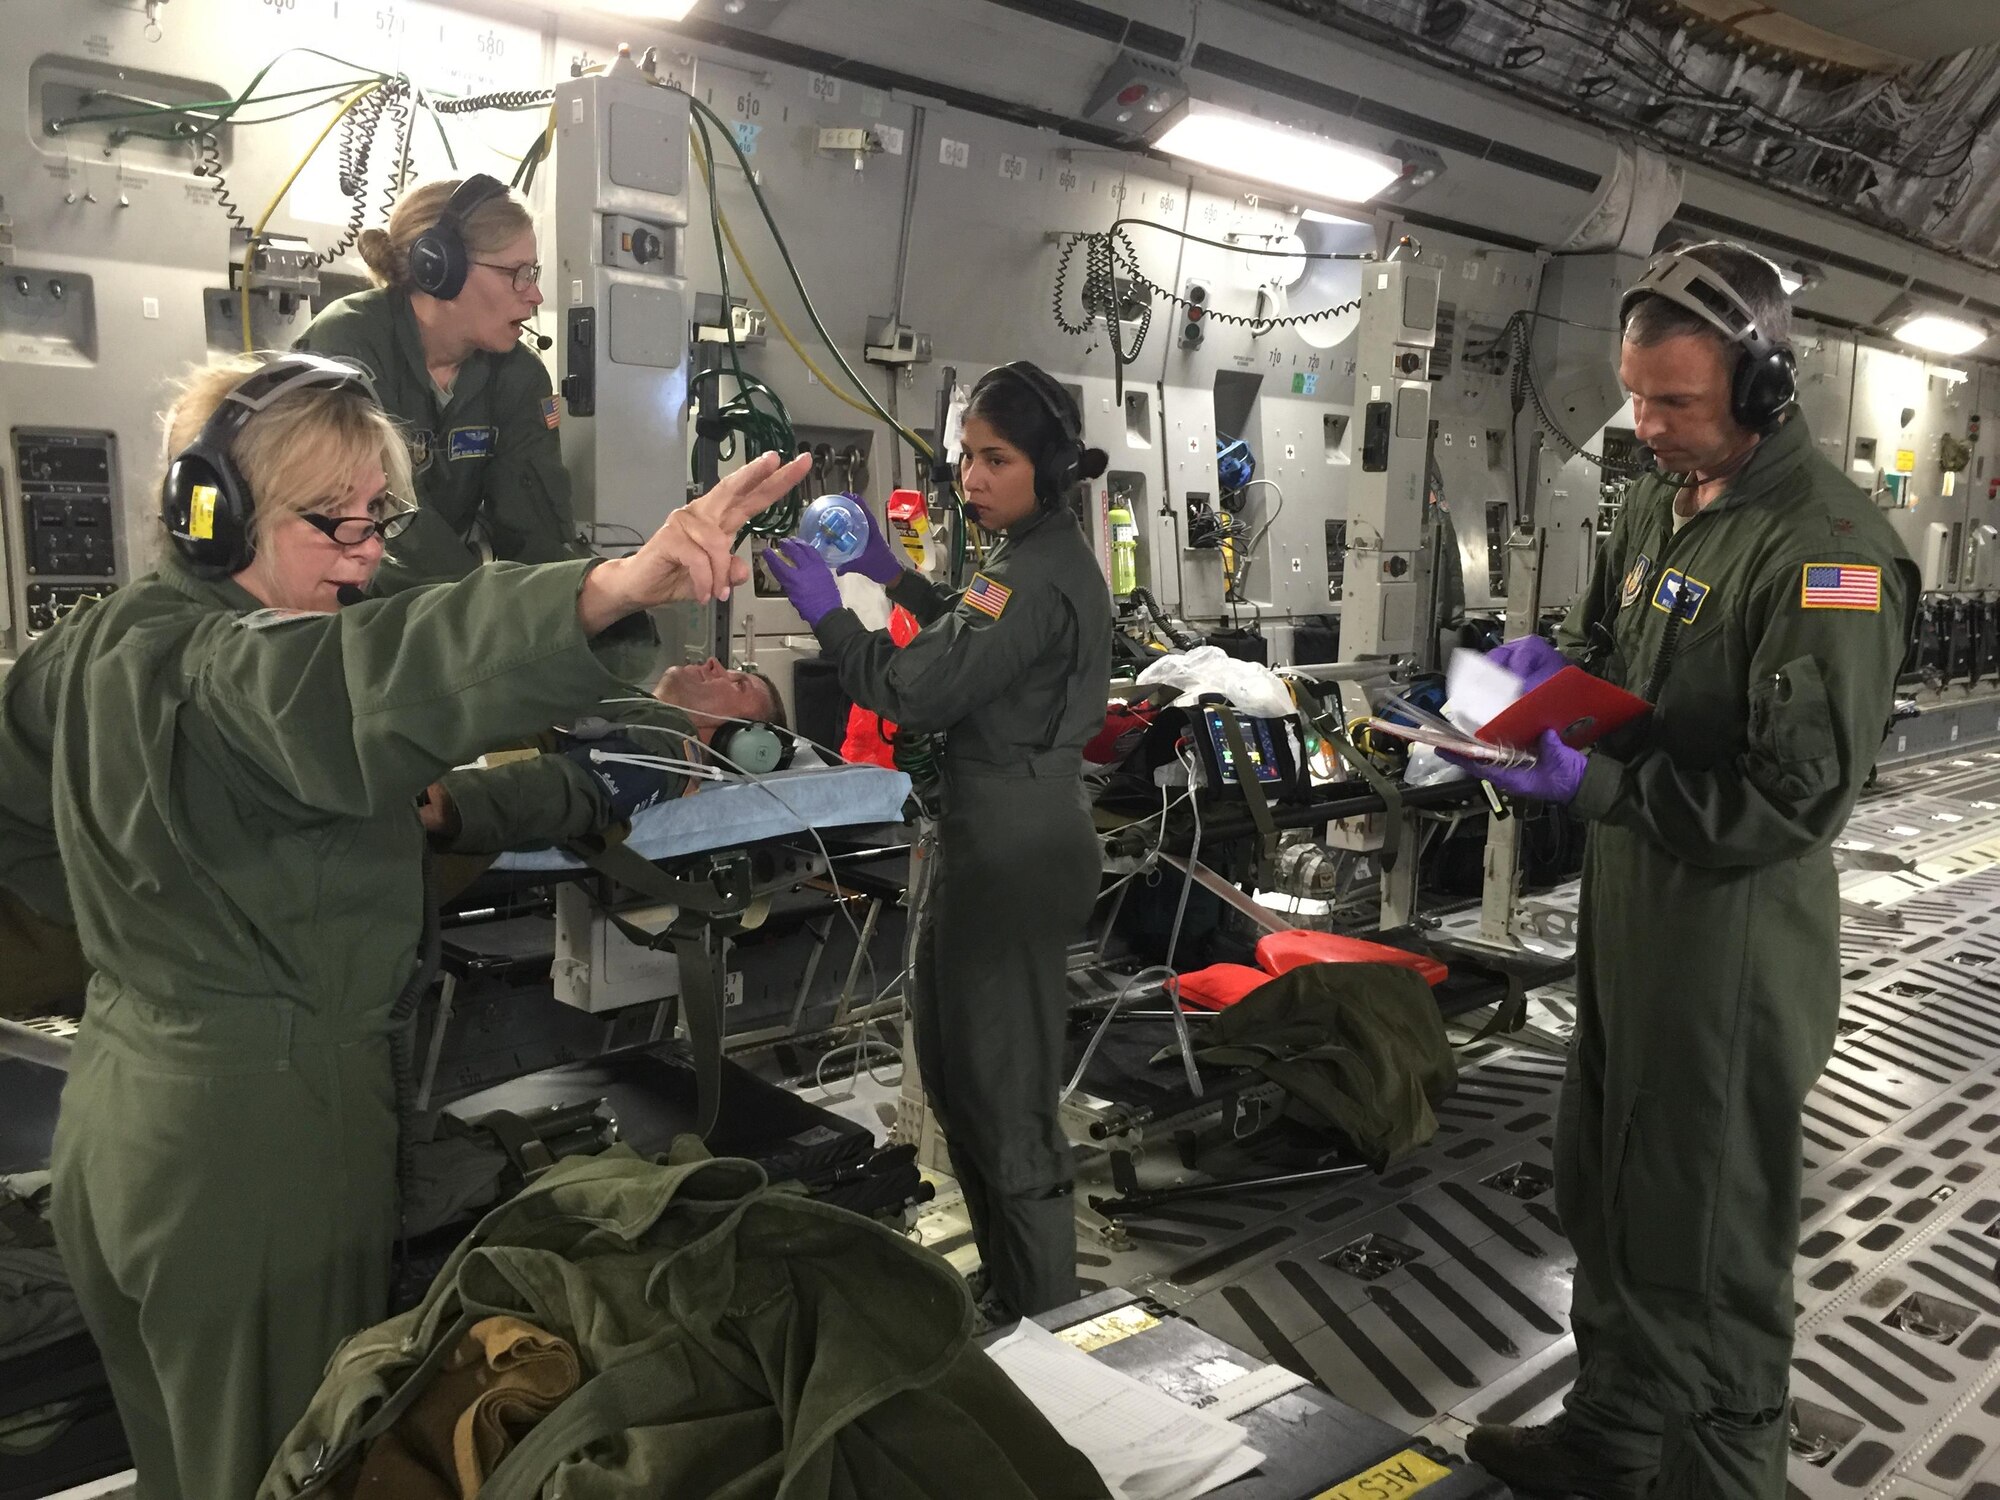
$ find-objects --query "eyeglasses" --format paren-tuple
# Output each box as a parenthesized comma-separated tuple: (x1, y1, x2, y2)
(474, 260, 542, 293)
(298, 494, 419, 548)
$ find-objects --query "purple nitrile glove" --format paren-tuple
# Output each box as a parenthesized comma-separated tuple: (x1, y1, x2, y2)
(1445, 728, 1586, 805)
(1487, 634, 1567, 692)
(768, 538, 843, 627)
(840, 502, 907, 586)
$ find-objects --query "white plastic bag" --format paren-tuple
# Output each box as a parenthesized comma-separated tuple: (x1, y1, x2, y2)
(1135, 645, 1295, 720)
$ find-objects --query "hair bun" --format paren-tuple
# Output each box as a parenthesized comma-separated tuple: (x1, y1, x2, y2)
(357, 227, 399, 286)
(1079, 446, 1110, 483)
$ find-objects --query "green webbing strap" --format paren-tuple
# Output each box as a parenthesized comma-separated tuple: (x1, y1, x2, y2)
(477, 1338, 698, 1500)
(1323, 727, 1405, 873)
(670, 927, 726, 1139)
(292, 1311, 481, 1497)
(559, 833, 749, 917)
(561, 835, 751, 1140)
(1459, 969, 1532, 1046)
(1214, 706, 1280, 858)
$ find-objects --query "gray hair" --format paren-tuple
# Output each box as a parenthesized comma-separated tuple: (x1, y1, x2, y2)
(1623, 241, 1792, 354)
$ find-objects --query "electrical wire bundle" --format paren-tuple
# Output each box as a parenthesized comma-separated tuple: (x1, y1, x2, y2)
(1052, 217, 1369, 380)
(682, 95, 943, 540)
(1470, 307, 1645, 478)
(1307, 0, 2000, 254)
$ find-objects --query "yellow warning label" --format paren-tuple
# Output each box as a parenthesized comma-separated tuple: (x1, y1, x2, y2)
(1896, 448, 1917, 474)
(189, 484, 218, 540)
(1312, 1449, 1454, 1499)
(1053, 1304, 1160, 1353)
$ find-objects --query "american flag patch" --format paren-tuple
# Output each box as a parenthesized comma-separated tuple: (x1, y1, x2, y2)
(965, 572, 1012, 620)
(1800, 563, 1881, 610)
(541, 395, 560, 429)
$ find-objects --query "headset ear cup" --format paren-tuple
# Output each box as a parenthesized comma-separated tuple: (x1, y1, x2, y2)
(1734, 347, 1797, 431)
(161, 447, 254, 576)
(715, 722, 791, 774)
(408, 228, 465, 300)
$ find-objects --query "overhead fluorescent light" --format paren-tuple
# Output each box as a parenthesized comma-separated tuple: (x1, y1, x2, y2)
(1152, 101, 1401, 205)
(1894, 312, 1988, 355)
(1300, 207, 1370, 227)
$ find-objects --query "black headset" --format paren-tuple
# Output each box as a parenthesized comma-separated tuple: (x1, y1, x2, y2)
(161, 354, 380, 577)
(1619, 243, 1797, 432)
(408, 174, 510, 301)
(985, 361, 1088, 506)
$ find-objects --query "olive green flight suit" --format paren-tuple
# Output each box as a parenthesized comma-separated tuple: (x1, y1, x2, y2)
(295, 288, 583, 585)
(430, 696, 701, 856)
(815, 507, 1113, 1316)
(0, 552, 647, 1500)
(1551, 414, 1912, 1497)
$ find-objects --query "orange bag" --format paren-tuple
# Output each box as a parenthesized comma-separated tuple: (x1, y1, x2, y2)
(839, 605, 920, 767)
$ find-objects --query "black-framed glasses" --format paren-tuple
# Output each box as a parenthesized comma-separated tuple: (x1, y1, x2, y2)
(474, 260, 542, 292)
(299, 494, 419, 548)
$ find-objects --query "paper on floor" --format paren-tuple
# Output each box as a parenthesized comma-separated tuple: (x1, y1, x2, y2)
(986, 1317, 1264, 1500)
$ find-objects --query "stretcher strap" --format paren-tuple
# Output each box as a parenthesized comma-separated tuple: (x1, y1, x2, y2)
(561, 834, 751, 1139)
(1214, 705, 1280, 859)
(1324, 729, 1405, 873)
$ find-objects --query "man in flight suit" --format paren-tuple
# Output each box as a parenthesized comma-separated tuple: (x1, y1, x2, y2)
(1452, 243, 1914, 1498)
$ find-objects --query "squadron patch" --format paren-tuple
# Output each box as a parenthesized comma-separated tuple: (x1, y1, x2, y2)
(448, 425, 496, 460)
(1619, 552, 1652, 608)
(410, 428, 435, 472)
(1651, 568, 1712, 623)
(1800, 563, 1881, 610)
(964, 572, 1012, 620)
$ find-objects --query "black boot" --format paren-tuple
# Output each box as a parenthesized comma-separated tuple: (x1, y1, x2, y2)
(1464, 1418, 1652, 1499)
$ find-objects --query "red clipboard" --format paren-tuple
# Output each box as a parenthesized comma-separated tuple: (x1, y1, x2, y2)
(1477, 666, 1651, 750)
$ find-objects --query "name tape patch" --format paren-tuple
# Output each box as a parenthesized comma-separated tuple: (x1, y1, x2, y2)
(1650, 568, 1712, 623)
(448, 425, 496, 461)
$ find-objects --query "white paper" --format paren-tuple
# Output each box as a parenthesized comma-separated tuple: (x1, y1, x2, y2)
(987, 1318, 1265, 1500)
(1443, 646, 1526, 730)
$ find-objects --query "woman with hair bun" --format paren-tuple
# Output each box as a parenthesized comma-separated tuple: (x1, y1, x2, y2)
(296, 175, 581, 585)
(769, 360, 1113, 1319)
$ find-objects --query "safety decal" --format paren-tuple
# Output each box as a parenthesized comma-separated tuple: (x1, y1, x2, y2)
(964, 572, 1012, 620)
(1310, 1448, 1453, 1499)
(1619, 552, 1652, 608)
(410, 429, 435, 471)
(188, 484, 218, 541)
(448, 425, 497, 460)
(1650, 568, 1711, 623)
(1055, 1304, 1160, 1352)
(1800, 562, 1881, 610)
(541, 395, 560, 430)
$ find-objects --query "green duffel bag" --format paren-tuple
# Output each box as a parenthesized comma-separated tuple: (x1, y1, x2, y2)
(261, 1142, 1109, 1500)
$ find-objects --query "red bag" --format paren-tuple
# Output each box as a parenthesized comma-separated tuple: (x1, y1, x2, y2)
(1254, 929, 1449, 988)
(1168, 963, 1273, 1011)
